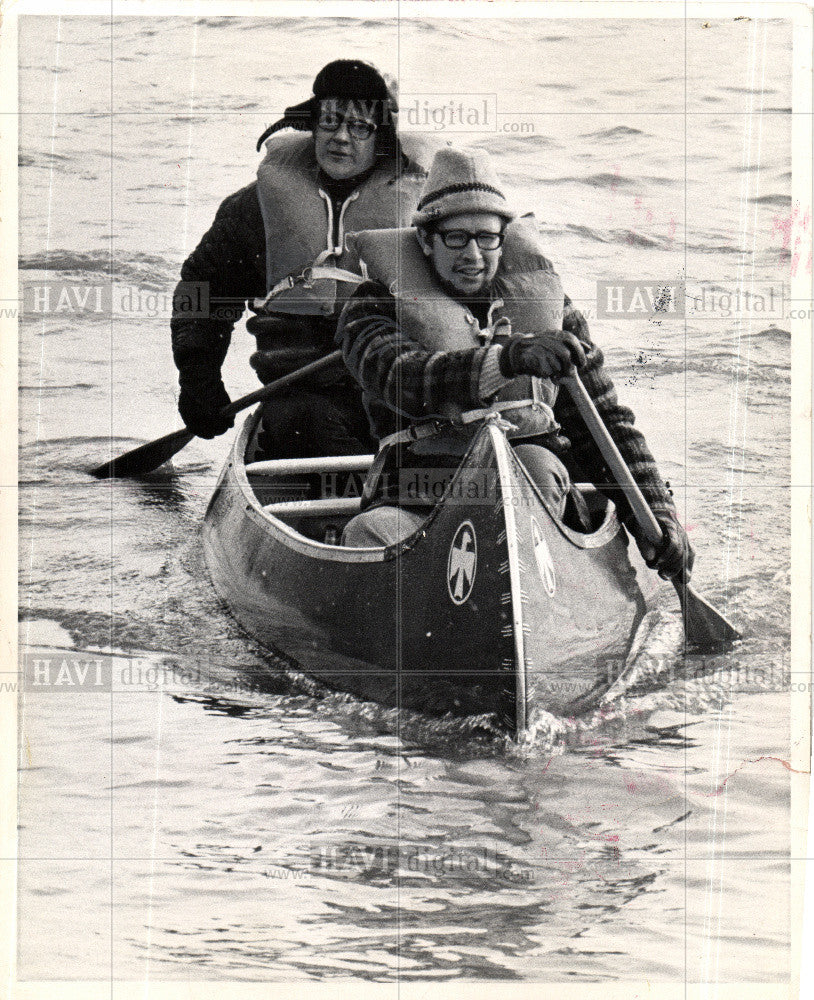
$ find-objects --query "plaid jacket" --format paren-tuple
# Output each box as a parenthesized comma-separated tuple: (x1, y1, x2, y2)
(336, 280, 677, 523)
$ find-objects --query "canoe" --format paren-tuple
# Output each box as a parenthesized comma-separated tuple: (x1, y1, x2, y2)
(202, 409, 660, 736)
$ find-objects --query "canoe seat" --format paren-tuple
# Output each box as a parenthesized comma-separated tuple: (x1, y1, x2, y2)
(263, 497, 362, 518)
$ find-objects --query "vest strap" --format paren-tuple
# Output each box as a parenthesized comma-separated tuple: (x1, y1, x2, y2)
(378, 419, 448, 451)
(253, 262, 365, 311)
(304, 264, 366, 284)
(377, 397, 557, 450)
(458, 397, 555, 425)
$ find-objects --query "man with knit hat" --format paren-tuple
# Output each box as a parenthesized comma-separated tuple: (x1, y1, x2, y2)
(337, 147, 694, 581)
(170, 59, 434, 459)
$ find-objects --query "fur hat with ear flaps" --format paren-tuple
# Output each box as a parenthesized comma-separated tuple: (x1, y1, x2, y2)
(256, 59, 398, 151)
(411, 147, 517, 228)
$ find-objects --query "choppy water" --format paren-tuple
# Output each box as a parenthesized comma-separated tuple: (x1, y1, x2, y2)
(17, 13, 798, 984)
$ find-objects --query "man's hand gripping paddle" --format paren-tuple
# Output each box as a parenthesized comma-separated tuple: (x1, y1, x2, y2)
(562, 373, 741, 651)
(90, 351, 342, 479)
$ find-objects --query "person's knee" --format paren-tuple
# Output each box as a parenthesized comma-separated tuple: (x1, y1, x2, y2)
(513, 445, 593, 531)
(341, 507, 424, 547)
(513, 444, 570, 489)
(513, 444, 571, 517)
(257, 395, 313, 459)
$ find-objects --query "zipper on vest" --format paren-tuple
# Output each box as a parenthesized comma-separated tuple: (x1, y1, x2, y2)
(336, 190, 360, 254)
(487, 297, 505, 332)
(318, 189, 334, 254)
(318, 188, 360, 255)
(475, 298, 509, 344)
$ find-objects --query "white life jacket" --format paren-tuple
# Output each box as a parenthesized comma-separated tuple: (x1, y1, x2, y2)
(346, 217, 565, 442)
(254, 132, 432, 317)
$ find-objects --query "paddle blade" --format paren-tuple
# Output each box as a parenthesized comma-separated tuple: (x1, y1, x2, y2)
(90, 428, 194, 479)
(675, 578, 742, 651)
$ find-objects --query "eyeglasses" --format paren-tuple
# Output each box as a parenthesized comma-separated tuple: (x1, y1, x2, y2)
(316, 111, 377, 140)
(435, 229, 505, 251)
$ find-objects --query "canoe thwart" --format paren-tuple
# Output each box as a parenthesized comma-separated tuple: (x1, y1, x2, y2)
(263, 497, 362, 517)
(246, 454, 374, 477)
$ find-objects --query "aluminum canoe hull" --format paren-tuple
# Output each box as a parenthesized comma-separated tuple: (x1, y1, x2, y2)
(202, 413, 659, 735)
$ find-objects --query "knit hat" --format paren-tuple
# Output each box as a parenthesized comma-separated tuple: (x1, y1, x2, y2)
(256, 60, 397, 151)
(411, 147, 516, 227)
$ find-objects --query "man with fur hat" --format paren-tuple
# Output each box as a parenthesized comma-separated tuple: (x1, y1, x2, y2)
(171, 59, 435, 459)
(337, 147, 694, 580)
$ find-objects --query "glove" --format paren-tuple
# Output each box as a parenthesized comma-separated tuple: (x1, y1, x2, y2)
(562, 305, 591, 342)
(499, 331, 587, 381)
(178, 377, 234, 439)
(634, 514, 696, 581)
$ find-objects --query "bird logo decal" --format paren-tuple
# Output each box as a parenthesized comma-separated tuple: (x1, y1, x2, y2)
(447, 521, 477, 605)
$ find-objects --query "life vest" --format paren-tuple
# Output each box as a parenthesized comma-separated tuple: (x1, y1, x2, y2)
(254, 132, 432, 317)
(346, 217, 565, 444)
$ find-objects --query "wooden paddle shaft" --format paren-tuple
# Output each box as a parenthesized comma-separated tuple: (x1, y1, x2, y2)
(221, 349, 342, 418)
(89, 349, 345, 479)
(563, 375, 741, 647)
(562, 374, 664, 549)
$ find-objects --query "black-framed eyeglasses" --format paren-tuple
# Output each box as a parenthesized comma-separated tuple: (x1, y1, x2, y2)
(435, 229, 505, 251)
(316, 111, 377, 140)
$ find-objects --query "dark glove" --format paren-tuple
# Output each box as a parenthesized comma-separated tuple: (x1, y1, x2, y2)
(562, 305, 591, 342)
(499, 331, 587, 381)
(178, 378, 234, 439)
(634, 514, 696, 581)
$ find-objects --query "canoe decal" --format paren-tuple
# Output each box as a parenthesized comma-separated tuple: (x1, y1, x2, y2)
(447, 521, 477, 605)
(531, 518, 556, 596)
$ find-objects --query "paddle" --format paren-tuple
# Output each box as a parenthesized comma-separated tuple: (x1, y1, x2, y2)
(90, 349, 343, 479)
(562, 373, 741, 651)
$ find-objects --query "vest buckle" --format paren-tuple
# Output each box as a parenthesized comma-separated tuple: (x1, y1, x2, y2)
(408, 419, 444, 441)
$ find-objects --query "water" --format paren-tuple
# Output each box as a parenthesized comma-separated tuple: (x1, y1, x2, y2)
(16, 14, 798, 984)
